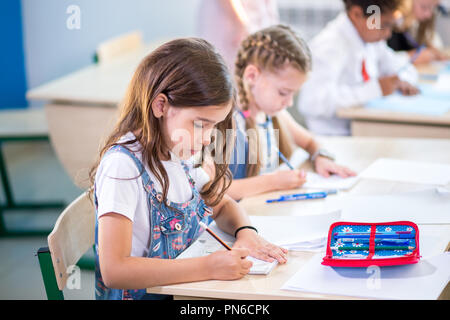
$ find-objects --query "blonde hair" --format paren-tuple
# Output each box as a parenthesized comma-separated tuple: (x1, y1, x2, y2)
(397, 0, 437, 46)
(234, 25, 312, 177)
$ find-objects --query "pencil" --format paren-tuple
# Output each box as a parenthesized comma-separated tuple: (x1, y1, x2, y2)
(278, 151, 294, 170)
(199, 221, 232, 251)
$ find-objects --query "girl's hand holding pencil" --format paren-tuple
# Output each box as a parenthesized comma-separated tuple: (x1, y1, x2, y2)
(199, 222, 254, 280)
(267, 169, 307, 190)
(206, 249, 253, 280)
(199, 221, 288, 280)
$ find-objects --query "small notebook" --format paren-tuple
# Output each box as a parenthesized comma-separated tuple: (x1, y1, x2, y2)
(177, 224, 278, 275)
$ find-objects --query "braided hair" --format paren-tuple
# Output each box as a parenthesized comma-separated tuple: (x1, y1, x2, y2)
(234, 24, 312, 177)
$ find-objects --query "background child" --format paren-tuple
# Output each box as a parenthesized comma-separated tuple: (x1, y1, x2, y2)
(297, 0, 420, 136)
(90, 38, 287, 300)
(387, 0, 450, 64)
(197, 0, 279, 72)
(227, 25, 356, 201)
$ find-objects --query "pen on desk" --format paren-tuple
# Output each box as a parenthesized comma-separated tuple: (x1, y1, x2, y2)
(199, 222, 232, 251)
(278, 150, 294, 170)
(284, 189, 337, 198)
(266, 191, 328, 203)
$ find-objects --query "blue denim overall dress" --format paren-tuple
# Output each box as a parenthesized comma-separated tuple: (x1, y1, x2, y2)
(229, 111, 276, 179)
(94, 145, 212, 300)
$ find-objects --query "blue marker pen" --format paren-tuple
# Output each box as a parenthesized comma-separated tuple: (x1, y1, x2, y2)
(266, 191, 327, 203)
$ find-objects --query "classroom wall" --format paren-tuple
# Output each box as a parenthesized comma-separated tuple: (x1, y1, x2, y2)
(0, 0, 27, 109)
(19, 0, 450, 102)
(21, 0, 201, 95)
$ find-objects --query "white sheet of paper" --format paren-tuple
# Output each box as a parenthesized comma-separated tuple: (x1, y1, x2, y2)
(435, 73, 450, 91)
(359, 158, 450, 186)
(418, 225, 450, 259)
(326, 188, 450, 224)
(302, 172, 360, 190)
(282, 252, 450, 300)
(248, 210, 341, 247)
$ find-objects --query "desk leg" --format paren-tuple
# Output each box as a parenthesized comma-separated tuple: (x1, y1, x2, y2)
(0, 141, 14, 207)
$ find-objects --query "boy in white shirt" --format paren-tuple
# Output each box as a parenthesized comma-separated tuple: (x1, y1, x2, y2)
(298, 0, 420, 136)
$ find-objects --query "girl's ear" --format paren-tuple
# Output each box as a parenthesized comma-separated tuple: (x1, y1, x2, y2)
(348, 5, 364, 21)
(243, 64, 261, 86)
(151, 93, 169, 118)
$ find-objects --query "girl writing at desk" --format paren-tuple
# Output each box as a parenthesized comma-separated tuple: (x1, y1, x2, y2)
(90, 38, 287, 300)
(227, 25, 356, 201)
(388, 0, 450, 64)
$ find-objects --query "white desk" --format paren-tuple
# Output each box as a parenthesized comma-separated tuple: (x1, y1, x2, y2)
(337, 56, 450, 139)
(147, 137, 450, 300)
(26, 43, 163, 189)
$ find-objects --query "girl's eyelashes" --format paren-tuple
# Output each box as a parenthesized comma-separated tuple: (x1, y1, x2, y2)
(278, 90, 289, 97)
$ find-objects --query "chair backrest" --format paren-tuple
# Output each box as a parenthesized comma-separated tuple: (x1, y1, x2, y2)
(96, 30, 143, 64)
(47, 191, 96, 290)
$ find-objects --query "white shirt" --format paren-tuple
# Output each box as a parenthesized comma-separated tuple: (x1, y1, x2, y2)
(297, 12, 418, 136)
(95, 132, 211, 257)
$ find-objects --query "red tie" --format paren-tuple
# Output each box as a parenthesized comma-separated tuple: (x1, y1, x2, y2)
(361, 59, 370, 82)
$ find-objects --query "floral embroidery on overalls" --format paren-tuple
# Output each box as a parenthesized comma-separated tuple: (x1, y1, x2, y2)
(94, 145, 212, 300)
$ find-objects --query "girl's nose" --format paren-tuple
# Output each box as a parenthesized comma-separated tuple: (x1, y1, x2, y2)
(287, 95, 294, 107)
(202, 131, 212, 147)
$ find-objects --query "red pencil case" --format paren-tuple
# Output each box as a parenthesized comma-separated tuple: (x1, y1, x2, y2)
(322, 221, 421, 267)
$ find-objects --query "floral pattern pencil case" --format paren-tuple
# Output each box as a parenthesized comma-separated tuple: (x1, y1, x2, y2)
(322, 221, 421, 267)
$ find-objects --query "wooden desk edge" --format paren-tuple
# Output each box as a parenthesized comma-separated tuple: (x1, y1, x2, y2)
(147, 284, 363, 300)
(337, 107, 450, 126)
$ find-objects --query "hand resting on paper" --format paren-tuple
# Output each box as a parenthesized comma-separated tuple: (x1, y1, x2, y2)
(233, 228, 288, 264)
(314, 156, 356, 178)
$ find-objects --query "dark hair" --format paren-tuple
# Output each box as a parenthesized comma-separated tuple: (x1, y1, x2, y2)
(343, 0, 403, 15)
(90, 38, 235, 206)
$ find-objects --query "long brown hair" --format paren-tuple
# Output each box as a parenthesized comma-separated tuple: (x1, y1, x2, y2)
(89, 38, 235, 206)
(396, 0, 438, 46)
(235, 25, 312, 177)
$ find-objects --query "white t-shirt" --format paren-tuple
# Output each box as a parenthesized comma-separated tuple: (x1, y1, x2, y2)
(95, 132, 211, 257)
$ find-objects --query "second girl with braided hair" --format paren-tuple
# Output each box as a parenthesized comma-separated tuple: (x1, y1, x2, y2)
(227, 25, 356, 200)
